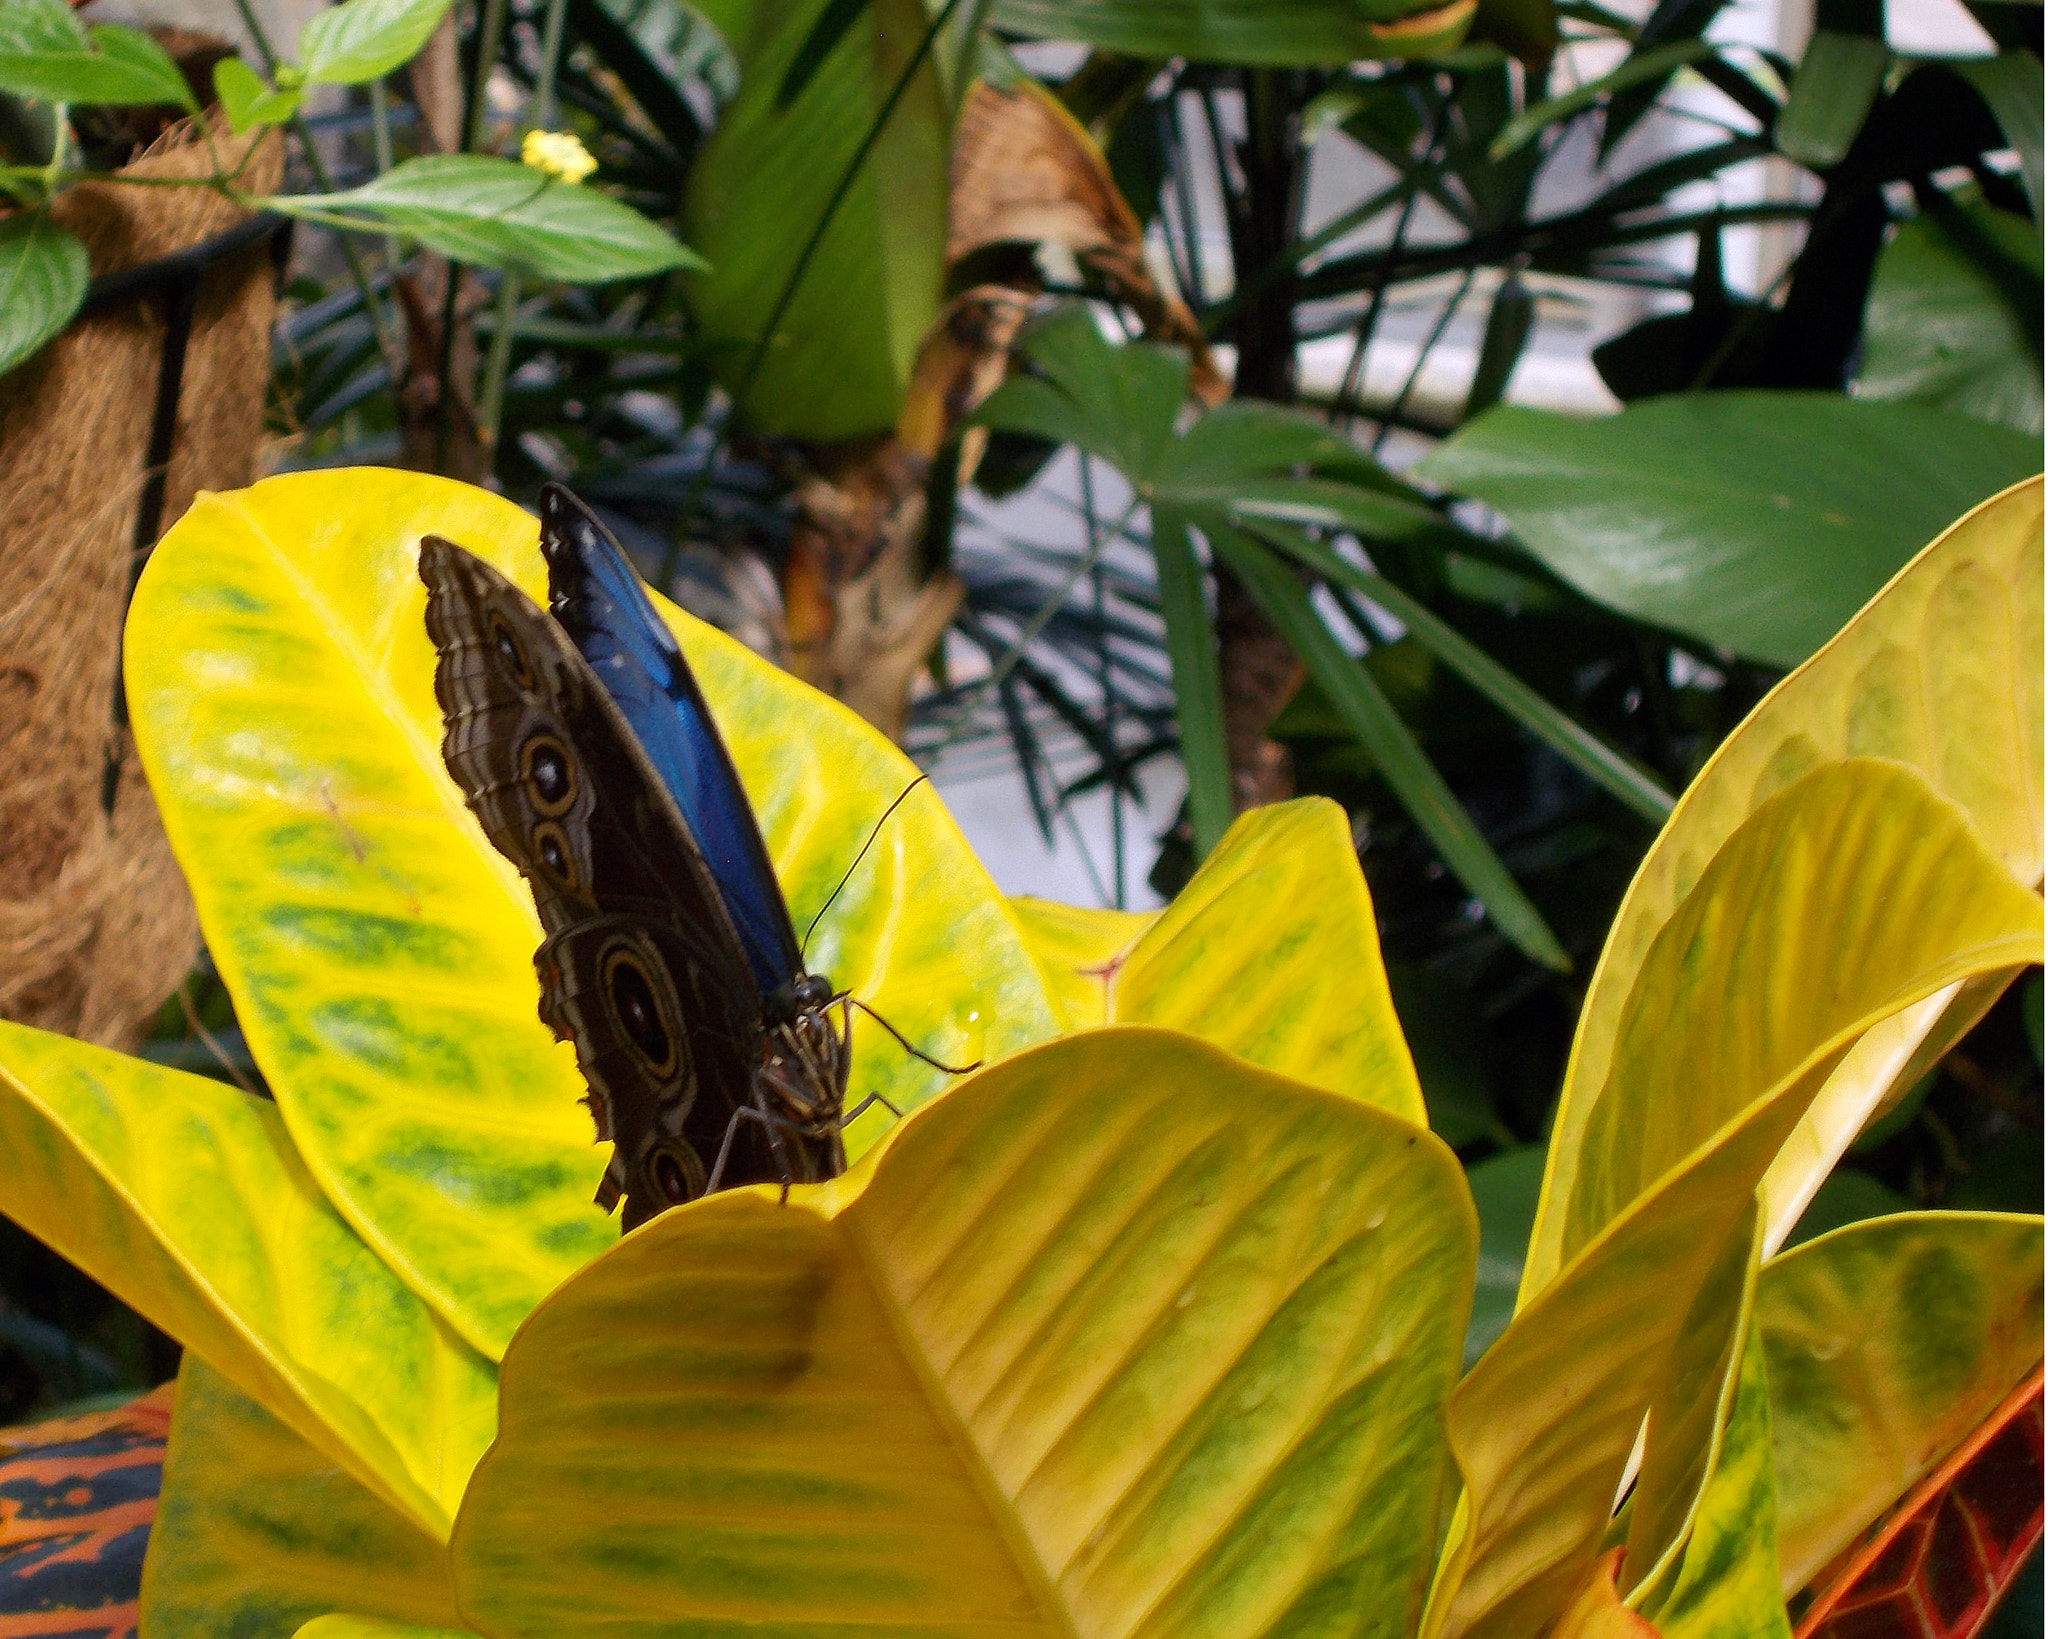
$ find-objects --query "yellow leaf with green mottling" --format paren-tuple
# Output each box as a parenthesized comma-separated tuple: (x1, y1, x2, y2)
(1633, 1323, 1788, 1639)
(0, 1022, 494, 1538)
(1013, 800, 1425, 1125)
(1525, 478, 2044, 1300)
(295, 1621, 475, 1639)
(1758, 1212, 2043, 1595)
(451, 1026, 1473, 1639)
(1425, 759, 2042, 1639)
(144, 1356, 462, 1634)
(126, 469, 1061, 1359)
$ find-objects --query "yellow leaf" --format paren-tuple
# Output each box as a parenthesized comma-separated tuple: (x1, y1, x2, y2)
(145, 1356, 461, 1632)
(0, 1022, 494, 1537)
(1758, 1211, 2044, 1595)
(452, 1026, 1473, 1638)
(1012, 800, 1426, 1125)
(1425, 760, 2042, 1639)
(1526, 477, 2045, 1299)
(127, 469, 1060, 1359)
(1555, 1551, 1663, 1639)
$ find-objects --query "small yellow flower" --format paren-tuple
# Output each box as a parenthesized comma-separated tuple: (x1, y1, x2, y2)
(521, 129, 597, 185)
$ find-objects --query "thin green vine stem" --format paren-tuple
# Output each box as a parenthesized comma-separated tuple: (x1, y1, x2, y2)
(228, 0, 400, 374)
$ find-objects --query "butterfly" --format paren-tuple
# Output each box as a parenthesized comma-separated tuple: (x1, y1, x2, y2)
(418, 485, 854, 1230)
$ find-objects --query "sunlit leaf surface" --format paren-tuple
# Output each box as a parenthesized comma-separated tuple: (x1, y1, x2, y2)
(0, 1022, 495, 1537)
(128, 470, 1058, 1358)
(1759, 1212, 2044, 1595)
(452, 1027, 1473, 1639)
(143, 1356, 461, 1635)
(1526, 479, 2045, 1301)
(1427, 761, 2042, 1639)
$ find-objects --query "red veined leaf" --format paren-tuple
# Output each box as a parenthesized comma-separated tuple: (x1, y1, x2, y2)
(1795, 1365, 2045, 1639)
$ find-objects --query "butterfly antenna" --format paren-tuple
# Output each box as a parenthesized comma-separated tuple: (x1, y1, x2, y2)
(801, 774, 931, 958)
(850, 996, 983, 1075)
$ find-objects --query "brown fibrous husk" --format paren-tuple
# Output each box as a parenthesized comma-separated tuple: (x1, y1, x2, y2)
(0, 118, 281, 1053)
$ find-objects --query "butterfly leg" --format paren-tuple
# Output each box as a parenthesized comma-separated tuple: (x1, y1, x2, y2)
(838, 1092, 903, 1126)
(704, 1100, 815, 1201)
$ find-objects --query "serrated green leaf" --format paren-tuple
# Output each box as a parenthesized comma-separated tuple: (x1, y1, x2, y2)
(300, 0, 454, 86)
(265, 156, 705, 283)
(0, 12, 197, 110)
(127, 469, 1061, 1359)
(0, 207, 86, 378)
(452, 1027, 1474, 1639)
(143, 1356, 462, 1636)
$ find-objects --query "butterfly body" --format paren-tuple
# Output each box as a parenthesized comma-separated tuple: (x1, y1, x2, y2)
(419, 488, 848, 1229)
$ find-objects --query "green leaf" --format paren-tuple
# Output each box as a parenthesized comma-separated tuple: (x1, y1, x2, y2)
(211, 56, 302, 134)
(265, 155, 706, 283)
(143, 1356, 462, 1637)
(1633, 1323, 1791, 1639)
(1523, 479, 2044, 1303)
(0, 9, 199, 111)
(1463, 272, 1535, 421)
(1776, 30, 1889, 169)
(0, 1021, 496, 1538)
(988, 0, 1478, 64)
(127, 469, 1062, 1359)
(1150, 504, 1232, 858)
(1856, 201, 2043, 435)
(0, 207, 86, 379)
(1243, 519, 1676, 823)
(1956, 51, 2044, 222)
(977, 304, 1192, 486)
(1415, 393, 2043, 668)
(681, 0, 953, 437)
(1758, 1212, 2044, 1597)
(451, 1027, 1475, 1639)
(1207, 522, 1572, 973)
(775, 0, 868, 106)
(300, 0, 455, 86)
(1487, 40, 1712, 158)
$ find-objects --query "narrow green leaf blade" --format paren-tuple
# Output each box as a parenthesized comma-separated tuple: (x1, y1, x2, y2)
(1244, 520, 1675, 822)
(266, 155, 706, 282)
(1776, 30, 1889, 169)
(0, 209, 87, 379)
(1489, 39, 1711, 158)
(300, 0, 455, 86)
(1205, 522, 1572, 972)
(1151, 504, 1233, 858)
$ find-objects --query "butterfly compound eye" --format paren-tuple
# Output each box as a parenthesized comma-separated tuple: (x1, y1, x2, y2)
(602, 948, 676, 1074)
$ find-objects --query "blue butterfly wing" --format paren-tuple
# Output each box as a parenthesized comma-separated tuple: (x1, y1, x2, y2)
(537, 485, 803, 996)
